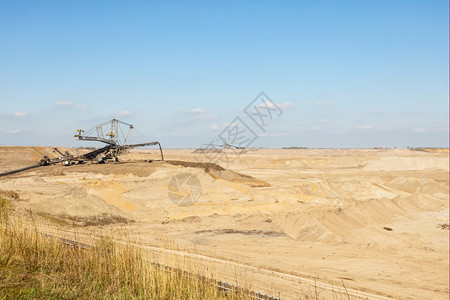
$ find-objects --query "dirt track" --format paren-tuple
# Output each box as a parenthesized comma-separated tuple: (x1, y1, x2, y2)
(0, 147, 448, 299)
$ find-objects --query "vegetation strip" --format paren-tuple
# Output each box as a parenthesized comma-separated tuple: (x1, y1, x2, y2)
(41, 232, 280, 300)
(39, 228, 396, 300)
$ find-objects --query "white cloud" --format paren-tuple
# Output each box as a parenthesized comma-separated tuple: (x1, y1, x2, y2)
(11, 112, 27, 117)
(413, 128, 426, 133)
(211, 123, 236, 130)
(183, 108, 207, 113)
(192, 113, 218, 121)
(182, 107, 217, 121)
(311, 126, 320, 130)
(377, 109, 385, 113)
(280, 102, 295, 109)
(317, 101, 333, 106)
(6, 129, 22, 134)
(258, 101, 295, 110)
(224, 122, 237, 128)
(116, 110, 133, 117)
(258, 101, 276, 109)
(56, 101, 72, 107)
(56, 101, 87, 109)
(356, 125, 373, 129)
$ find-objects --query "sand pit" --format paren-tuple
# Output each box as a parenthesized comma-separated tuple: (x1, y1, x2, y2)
(0, 147, 448, 299)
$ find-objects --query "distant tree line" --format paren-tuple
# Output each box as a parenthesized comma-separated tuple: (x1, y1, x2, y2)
(282, 146, 309, 149)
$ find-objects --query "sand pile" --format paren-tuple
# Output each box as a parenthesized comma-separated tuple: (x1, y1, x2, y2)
(363, 156, 449, 171)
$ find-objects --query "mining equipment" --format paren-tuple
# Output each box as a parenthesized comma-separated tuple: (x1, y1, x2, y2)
(0, 118, 164, 176)
(202, 140, 245, 150)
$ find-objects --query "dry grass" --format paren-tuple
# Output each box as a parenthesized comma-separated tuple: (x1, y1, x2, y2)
(0, 196, 353, 300)
(0, 197, 250, 299)
(36, 212, 132, 227)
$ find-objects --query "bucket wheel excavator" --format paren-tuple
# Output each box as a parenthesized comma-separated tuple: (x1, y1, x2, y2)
(74, 118, 164, 163)
(0, 118, 164, 176)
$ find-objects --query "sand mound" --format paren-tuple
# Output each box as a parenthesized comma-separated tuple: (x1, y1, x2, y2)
(363, 156, 449, 171)
(167, 160, 270, 187)
(207, 169, 270, 187)
(388, 177, 449, 195)
(278, 193, 445, 244)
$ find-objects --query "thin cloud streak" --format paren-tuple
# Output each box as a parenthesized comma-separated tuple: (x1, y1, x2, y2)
(356, 125, 373, 129)
(183, 108, 207, 113)
(6, 129, 22, 134)
(11, 112, 28, 117)
(116, 110, 133, 117)
(56, 101, 87, 109)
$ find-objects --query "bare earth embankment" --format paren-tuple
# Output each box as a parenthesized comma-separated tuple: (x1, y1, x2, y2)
(0, 147, 448, 299)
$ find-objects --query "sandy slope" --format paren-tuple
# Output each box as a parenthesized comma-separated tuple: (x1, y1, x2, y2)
(0, 147, 448, 299)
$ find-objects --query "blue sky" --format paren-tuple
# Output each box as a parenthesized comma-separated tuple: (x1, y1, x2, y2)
(0, 1, 448, 148)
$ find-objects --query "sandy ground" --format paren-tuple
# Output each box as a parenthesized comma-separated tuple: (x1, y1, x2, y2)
(0, 146, 448, 299)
